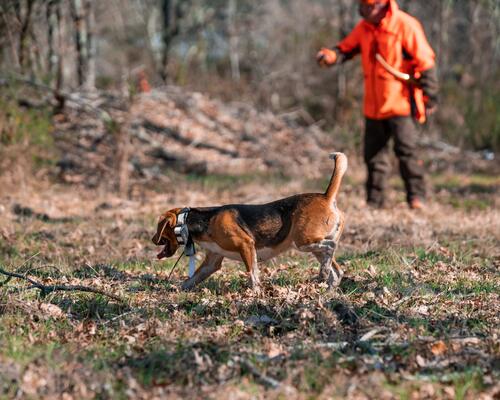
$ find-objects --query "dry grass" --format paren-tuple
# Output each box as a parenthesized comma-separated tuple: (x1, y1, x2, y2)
(0, 160, 499, 399)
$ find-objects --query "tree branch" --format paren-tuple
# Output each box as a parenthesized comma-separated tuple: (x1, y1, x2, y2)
(0, 73, 111, 120)
(0, 266, 123, 303)
(238, 358, 281, 389)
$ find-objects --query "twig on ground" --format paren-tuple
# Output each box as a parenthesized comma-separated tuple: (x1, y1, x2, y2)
(103, 310, 137, 325)
(0, 267, 123, 303)
(309, 341, 349, 350)
(0, 252, 40, 287)
(238, 358, 281, 389)
(358, 328, 382, 342)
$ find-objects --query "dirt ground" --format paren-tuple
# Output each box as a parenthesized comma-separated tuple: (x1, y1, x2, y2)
(0, 149, 499, 399)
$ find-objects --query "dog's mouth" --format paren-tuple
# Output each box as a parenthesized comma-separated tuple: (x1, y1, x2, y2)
(157, 244, 170, 260)
(153, 234, 171, 259)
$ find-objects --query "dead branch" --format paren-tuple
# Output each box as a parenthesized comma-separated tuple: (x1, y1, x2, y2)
(0, 276, 12, 287)
(0, 73, 111, 120)
(238, 358, 281, 389)
(0, 267, 123, 303)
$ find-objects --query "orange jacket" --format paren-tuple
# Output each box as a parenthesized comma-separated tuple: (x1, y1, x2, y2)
(337, 0, 436, 122)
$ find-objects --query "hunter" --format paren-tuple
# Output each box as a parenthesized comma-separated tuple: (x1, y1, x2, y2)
(317, 0, 439, 210)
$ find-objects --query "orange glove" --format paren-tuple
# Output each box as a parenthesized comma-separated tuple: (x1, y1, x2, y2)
(316, 48, 338, 67)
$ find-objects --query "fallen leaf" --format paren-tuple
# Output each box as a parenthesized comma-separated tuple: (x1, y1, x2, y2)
(87, 321, 97, 336)
(365, 292, 376, 300)
(430, 340, 448, 356)
(39, 303, 65, 319)
(21, 367, 47, 395)
(193, 349, 204, 368)
(359, 328, 380, 342)
(414, 305, 429, 315)
(299, 309, 314, 321)
(415, 354, 427, 367)
(443, 387, 455, 398)
(124, 335, 136, 344)
(266, 341, 284, 358)
(420, 383, 436, 398)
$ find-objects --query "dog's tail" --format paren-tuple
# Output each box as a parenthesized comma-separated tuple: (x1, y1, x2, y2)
(325, 152, 348, 203)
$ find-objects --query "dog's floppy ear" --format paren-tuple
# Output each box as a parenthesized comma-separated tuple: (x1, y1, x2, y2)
(158, 211, 176, 226)
(152, 211, 177, 245)
(153, 208, 184, 244)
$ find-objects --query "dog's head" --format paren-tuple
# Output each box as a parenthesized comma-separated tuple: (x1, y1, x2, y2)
(152, 208, 182, 259)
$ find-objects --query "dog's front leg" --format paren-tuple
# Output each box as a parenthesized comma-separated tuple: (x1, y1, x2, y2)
(181, 252, 224, 291)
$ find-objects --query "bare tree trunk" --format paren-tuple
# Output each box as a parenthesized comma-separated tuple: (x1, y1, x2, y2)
(469, 2, 483, 71)
(334, 0, 352, 120)
(19, 0, 35, 71)
(71, 0, 88, 88)
(161, 0, 173, 82)
(84, 0, 95, 91)
(160, 0, 180, 82)
(28, 22, 43, 77)
(437, 0, 451, 79)
(227, 0, 240, 81)
(46, 0, 59, 80)
(0, 3, 20, 68)
(54, 1, 65, 112)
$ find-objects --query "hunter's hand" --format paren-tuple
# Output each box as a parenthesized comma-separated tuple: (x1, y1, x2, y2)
(316, 48, 337, 67)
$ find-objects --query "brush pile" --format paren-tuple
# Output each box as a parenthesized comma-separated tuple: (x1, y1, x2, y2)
(54, 87, 337, 188)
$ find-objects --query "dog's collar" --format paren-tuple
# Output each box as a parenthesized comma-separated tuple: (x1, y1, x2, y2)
(174, 208, 196, 278)
(174, 208, 190, 245)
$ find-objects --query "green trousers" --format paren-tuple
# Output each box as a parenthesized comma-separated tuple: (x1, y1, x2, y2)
(364, 116, 426, 206)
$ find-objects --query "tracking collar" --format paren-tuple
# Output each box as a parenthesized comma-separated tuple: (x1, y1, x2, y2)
(174, 208, 189, 244)
(174, 208, 196, 277)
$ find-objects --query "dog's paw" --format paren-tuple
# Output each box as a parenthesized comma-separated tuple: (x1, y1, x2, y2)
(325, 267, 344, 289)
(251, 282, 262, 294)
(246, 279, 262, 296)
(181, 279, 195, 291)
(318, 267, 329, 281)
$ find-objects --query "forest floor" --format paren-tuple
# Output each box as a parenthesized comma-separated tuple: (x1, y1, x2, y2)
(0, 151, 498, 399)
(0, 86, 499, 400)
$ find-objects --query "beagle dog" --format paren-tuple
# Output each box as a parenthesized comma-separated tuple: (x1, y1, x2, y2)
(152, 152, 347, 292)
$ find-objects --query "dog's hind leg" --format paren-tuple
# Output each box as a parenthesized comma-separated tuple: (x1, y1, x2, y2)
(329, 257, 344, 287)
(299, 240, 343, 288)
(239, 245, 261, 292)
(181, 252, 224, 291)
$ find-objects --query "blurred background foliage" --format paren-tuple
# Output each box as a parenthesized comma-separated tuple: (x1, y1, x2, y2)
(0, 0, 499, 152)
